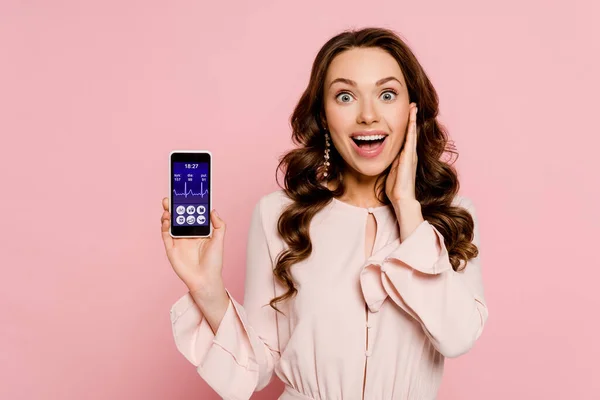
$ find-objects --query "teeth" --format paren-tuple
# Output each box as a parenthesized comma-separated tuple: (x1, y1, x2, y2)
(353, 134, 386, 141)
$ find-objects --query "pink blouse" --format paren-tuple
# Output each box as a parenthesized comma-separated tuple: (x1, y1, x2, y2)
(169, 189, 488, 400)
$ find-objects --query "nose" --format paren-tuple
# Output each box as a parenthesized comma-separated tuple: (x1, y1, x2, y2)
(356, 99, 379, 125)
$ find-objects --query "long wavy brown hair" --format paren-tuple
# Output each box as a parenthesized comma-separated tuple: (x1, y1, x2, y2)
(269, 27, 479, 314)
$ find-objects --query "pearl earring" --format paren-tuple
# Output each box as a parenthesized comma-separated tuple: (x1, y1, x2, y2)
(323, 131, 331, 178)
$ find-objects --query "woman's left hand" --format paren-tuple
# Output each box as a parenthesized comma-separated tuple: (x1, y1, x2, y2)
(385, 102, 419, 205)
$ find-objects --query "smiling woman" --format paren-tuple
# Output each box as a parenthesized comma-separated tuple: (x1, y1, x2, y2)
(325, 55, 409, 165)
(164, 26, 488, 400)
(273, 31, 478, 308)
(325, 72, 408, 161)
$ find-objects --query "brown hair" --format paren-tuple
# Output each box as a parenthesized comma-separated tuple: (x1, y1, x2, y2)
(269, 27, 478, 314)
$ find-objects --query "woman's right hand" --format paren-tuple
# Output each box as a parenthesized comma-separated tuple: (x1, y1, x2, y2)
(160, 197, 226, 294)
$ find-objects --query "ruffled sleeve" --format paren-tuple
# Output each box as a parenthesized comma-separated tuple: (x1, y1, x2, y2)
(169, 197, 280, 399)
(359, 196, 489, 358)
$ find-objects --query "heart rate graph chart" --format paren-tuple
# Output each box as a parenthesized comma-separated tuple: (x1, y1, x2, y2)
(173, 181, 208, 199)
(172, 162, 209, 226)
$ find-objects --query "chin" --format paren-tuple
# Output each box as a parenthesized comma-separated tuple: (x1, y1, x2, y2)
(348, 159, 389, 178)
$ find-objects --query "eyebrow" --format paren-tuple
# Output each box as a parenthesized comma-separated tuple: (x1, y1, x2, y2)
(328, 76, 402, 88)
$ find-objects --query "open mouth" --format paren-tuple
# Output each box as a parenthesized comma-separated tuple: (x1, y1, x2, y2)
(351, 135, 387, 150)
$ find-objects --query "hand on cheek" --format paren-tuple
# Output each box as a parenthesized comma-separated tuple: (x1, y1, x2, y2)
(385, 102, 418, 204)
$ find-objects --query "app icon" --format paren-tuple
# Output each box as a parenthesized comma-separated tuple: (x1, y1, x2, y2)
(186, 216, 196, 224)
(196, 205, 206, 214)
(176, 216, 185, 224)
(176, 205, 185, 215)
(197, 215, 206, 224)
(186, 206, 196, 214)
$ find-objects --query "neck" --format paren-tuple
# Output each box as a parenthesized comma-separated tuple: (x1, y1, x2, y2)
(327, 170, 385, 209)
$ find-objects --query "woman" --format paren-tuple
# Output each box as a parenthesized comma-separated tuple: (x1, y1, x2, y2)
(160, 27, 488, 400)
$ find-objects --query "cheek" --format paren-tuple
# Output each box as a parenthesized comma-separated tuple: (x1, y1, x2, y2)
(385, 109, 409, 132)
(387, 114, 410, 151)
(329, 133, 348, 153)
(325, 103, 356, 128)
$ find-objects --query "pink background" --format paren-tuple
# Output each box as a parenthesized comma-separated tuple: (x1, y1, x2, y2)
(1, 0, 598, 399)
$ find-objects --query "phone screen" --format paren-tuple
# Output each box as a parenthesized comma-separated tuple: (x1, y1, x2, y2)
(170, 151, 211, 237)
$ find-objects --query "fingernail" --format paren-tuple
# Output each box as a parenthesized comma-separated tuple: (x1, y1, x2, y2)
(213, 209, 219, 217)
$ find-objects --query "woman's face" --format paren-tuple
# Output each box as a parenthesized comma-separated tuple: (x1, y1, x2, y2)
(323, 47, 415, 178)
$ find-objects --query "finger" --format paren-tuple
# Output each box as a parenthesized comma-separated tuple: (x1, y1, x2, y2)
(162, 197, 169, 212)
(391, 152, 401, 173)
(404, 105, 416, 158)
(161, 215, 174, 251)
(412, 106, 418, 156)
(210, 209, 226, 240)
(402, 104, 416, 150)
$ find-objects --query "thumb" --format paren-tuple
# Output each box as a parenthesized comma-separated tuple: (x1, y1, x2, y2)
(210, 209, 226, 239)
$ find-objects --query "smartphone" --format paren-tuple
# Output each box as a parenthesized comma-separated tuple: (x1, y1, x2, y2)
(169, 150, 212, 238)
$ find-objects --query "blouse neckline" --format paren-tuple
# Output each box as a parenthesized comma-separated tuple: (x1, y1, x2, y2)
(331, 197, 394, 214)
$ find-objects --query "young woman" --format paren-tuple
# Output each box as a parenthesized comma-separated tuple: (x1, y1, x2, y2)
(160, 27, 488, 400)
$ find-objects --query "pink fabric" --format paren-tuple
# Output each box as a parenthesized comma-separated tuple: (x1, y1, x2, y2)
(169, 190, 488, 400)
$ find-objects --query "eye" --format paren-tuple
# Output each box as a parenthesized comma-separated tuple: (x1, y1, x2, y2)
(335, 92, 353, 103)
(381, 90, 398, 101)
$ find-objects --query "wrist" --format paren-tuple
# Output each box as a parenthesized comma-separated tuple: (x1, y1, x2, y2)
(392, 199, 421, 213)
(189, 279, 231, 335)
(188, 276, 226, 302)
(191, 287, 229, 316)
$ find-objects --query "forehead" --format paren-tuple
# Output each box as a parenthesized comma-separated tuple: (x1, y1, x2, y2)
(325, 47, 405, 86)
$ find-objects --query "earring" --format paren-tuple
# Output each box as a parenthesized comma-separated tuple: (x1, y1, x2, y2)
(323, 132, 331, 178)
